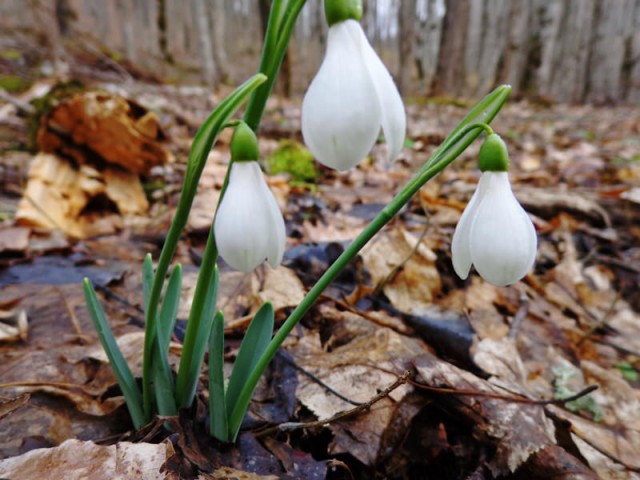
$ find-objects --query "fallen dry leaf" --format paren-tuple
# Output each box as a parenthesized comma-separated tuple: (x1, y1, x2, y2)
(16, 153, 148, 238)
(287, 314, 424, 465)
(0, 439, 168, 480)
(38, 92, 168, 174)
(361, 227, 441, 312)
(414, 354, 556, 476)
(0, 394, 29, 420)
(0, 227, 30, 254)
(199, 467, 279, 480)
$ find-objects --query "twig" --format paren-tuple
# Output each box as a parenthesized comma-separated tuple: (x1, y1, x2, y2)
(0, 88, 36, 114)
(93, 284, 146, 328)
(576, 293, 621, 346)
(508, 293, 530, 339)
(255, 370, 412, 437)
(276, 351, 363, 406)
(56, 287, 85, 338)
(364, 363, 599, 407)
(373, 222, 430, 297)
(328, 296, 414, 336)
(412, 380, 598, 406)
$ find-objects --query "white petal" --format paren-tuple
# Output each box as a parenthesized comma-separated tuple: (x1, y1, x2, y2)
(301, 20, 381, 170)
(355, 21, 406, 163)
(469, 172, 537, 286)
(214, 162, 285, 272)
(451, 177, 486, 279)
(257, 172, 286, 268)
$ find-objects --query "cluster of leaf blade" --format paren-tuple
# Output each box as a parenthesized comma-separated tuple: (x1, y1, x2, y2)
(82, 0, 311, 441)
(82, 73, 267, 429)
(208, 303, 275, 441)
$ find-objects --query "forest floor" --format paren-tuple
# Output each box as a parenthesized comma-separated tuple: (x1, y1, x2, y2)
(0, 71, 639, 479)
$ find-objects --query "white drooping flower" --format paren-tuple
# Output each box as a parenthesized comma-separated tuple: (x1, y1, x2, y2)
(214, 161, 285, 273)
(301, 19, 406, 171)
(451, 171, 537, 286)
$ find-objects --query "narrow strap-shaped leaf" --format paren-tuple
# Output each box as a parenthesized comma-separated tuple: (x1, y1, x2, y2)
(424, 85, 511, 169)
(157, 265, 182, 358)
(142, 253, 153, 313)
(226, 302, 274, 439)
(82, 278, 145, 429)
(150, 264, 182, 412)
(208, 311, 228, 441)
(175, 264, 220, 408)
(142, 73, 267, 419)
(151, 351, 177, 416)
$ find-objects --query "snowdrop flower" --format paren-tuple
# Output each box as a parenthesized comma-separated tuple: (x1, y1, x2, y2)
(451, 134, 537, 286)
(301, 0, 405, 170)
(214, 123, 285, 273)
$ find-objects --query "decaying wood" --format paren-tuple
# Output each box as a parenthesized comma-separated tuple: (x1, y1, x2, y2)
(16, 153, 148, 238)
(38, 92, 168, 174)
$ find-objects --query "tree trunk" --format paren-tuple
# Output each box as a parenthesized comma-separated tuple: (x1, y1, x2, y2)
(502, 0, 533, 93)
(464, 0, 510, 96)
(398, 0, 417, 95)
(434, 0, 470, 96)
(415, 0, 443, 94)
(209, 0, 229, 83)
(156, 0, 173, 64)
(587, 0, 634, 103)
(625, 0, 640, 102)
(32, 0, 69, 78)
(193, 0, 218, 87)
(536, 0, 596, 103)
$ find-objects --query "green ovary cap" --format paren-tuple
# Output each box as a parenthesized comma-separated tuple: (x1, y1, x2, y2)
(478, 133, 509, 172)
(324, 0, 362, 26)
(231, 122, 259, 162)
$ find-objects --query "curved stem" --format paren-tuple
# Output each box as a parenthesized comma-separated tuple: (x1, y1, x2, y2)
(243, 0, 307, 130)
(141, 74, 266, 420)
(228, 122, 493, 433)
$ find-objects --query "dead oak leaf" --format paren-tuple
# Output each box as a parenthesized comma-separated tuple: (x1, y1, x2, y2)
(287, 317, 424, 465)
(414, 354, 556, 476)
(0, 439, 168, 480)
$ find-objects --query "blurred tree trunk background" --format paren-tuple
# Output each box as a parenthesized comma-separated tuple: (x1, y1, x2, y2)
(2, 0, 639, 103)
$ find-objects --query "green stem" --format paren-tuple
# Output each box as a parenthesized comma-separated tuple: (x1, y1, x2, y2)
(141, 74, 266, 421)
(243, 0, 306, 130)
(175, 226, 219, 408)
(227, 122, 493, 433)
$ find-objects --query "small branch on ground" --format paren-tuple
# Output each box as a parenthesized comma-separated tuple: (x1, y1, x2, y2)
(508, 293, 529, 339)
(256, 370, 412, 437)
(0, 88, 36, 115)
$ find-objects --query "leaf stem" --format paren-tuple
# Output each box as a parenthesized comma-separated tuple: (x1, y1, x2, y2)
(243, 0, 306, 131)
(141, 74, 266, 420)
(227, 119, 502, 434)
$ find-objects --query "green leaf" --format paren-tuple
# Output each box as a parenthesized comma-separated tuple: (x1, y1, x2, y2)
(150, 264, 182, 414)
(209, 311, 228, 441)
(175, 265, 220, 408)
(425, 85, 512, 169)
(615, 361, 639, 383)
(157, 265, 182, 358)
(226, 302, 275, 440)
(142, 73, 267, 419)
(151, 352, 177, 416)
(142, 253, 154, 313)
(82, 278, 145, 429)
